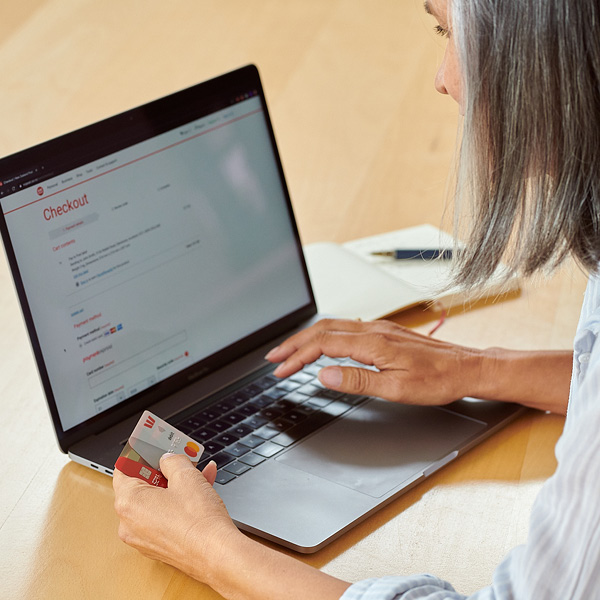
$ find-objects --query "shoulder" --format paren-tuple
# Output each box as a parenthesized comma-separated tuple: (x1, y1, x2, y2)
(577, 271, 600, 327)
(568, 272, 600, 417)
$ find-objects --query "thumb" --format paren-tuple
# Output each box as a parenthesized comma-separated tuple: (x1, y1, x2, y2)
(201, 460, 218, 486)
(159, 452, 195, 480)
(319, 365, 381, 396)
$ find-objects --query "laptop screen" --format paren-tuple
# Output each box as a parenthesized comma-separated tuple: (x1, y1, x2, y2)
(0, 68, 313, 435)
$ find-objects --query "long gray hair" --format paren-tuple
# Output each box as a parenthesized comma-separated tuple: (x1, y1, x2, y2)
(449, 0, 600, 289)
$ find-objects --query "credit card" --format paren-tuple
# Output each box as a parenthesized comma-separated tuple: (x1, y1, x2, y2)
(115, 410, 204, 487)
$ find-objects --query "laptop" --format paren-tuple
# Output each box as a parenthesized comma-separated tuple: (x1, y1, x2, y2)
(0, 64, 523, 553)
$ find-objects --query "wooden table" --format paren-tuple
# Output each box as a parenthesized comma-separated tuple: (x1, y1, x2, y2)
(0, 2, 587, 598)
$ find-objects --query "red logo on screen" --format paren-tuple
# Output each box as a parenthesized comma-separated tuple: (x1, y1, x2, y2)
(37, 186, 44, 196)
(144, 415, 156, 429)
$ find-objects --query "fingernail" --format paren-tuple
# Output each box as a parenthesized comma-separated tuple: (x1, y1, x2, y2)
(264, 346, 280, 361)
(272, 363, 285, 377)
(319, 366, 343, 389)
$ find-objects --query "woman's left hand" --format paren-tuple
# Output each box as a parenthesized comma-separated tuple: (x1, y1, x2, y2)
(266, 317, 484, 406)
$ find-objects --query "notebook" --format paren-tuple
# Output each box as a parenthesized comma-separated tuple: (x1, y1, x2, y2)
(0, 65, 523, 553)
(304, 224, 520, 321)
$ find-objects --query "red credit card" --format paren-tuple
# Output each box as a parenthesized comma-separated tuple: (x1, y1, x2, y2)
(115, 452, 167, 488)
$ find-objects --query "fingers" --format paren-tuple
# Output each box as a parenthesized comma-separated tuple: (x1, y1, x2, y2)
(113, 468, 146, 492)
(201, 461, 218, 486)
(265, 318, 375, 363)
(271, 329, 388, 379)
(263, 316, 470, 405)
(113, 469, 148, 526)
(115, 454, 215, 492)
(113, 451, 235, 575)
(266, 319, 409, 377)
(159, 452, 197, 479)
(318, 365, 406, 400)
(160, 453, 218, 487)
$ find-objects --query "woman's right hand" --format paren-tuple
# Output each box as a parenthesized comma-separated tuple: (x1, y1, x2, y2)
(265, 318, 487, 406)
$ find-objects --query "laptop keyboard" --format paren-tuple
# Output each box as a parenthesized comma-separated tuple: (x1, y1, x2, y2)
(172, 357, 369, 485)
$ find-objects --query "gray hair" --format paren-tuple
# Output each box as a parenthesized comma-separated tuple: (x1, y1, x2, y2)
(449, 0, 600, 289)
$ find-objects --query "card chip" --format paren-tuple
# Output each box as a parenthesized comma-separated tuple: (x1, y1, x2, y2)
(139, 466, 152, 479)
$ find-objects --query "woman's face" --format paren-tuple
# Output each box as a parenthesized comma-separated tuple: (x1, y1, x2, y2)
(425, 0, 463, 110)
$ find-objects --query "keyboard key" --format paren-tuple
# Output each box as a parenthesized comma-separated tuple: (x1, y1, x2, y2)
(296, 403, 318, 416)
(272, 399, 296, 411)
(225, 443, 251, 458)
(322, 400, 353, 417)
(284, 409, 308, 424)
(224, 461, 251, 476)
(198, 452, 234, 470)
(239, 402, 261, 416)
(175, 423, 194, 435)
(223, 411, 246, 425)
(241, 383, 263, 397)
(254, 441, 284, 458)
(271, 412, 336, 447)
(215, 400, 236, 413)
(215, 432, 240, 446)
(191, 427, 218, 443)
(261, 387, 287, 400)
(215, 471, 237, 485)
(343, 394, 369, 406)
(243, 415, 268, 429)
(204, 441, 225, 455)
(302, 363, 320, 376)
(271, 417, 294, 432)
(260, 407, 284, 420)
(269, 431, 300, 448)
(316, 356, 339, 366)
(254, 374, 279, 390)
(289, 372, 314, 385)
(182, 416, 205, 430)
(319, 389, 345, 400)
(283, 391, 310, 405)
(253, 425, 280, 440)
(239, 434, 265, 449)
(211, 420, 230, 432)
(197, 408, 223, 421)
(253, 395, 276, 409)
(297, 383, 323, 396)
(275, 380, 302, 392)
(228, 391, 250, 405)
(306, 394, 333, 408)
(238, 452, 266, 467)
(230, 423, 253, 438)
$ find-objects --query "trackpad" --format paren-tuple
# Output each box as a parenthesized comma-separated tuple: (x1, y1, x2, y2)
(275, 399, 486, 498)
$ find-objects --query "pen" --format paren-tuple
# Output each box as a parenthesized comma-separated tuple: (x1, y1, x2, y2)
(371, 248, 453, 260)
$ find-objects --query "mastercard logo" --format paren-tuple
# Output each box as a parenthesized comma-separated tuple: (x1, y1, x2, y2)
(184, 441, 200, 458)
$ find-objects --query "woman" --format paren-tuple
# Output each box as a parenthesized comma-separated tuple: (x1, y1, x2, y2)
(113, 0, 600, 597)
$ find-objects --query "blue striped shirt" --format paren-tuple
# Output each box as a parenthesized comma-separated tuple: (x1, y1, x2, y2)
(341, 273, 600, 600)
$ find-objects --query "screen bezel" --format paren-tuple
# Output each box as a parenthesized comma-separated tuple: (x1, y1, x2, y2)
(0, 64, 317, 451)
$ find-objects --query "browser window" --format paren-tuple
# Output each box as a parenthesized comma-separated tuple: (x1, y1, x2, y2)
(2, 96, 310, 431)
